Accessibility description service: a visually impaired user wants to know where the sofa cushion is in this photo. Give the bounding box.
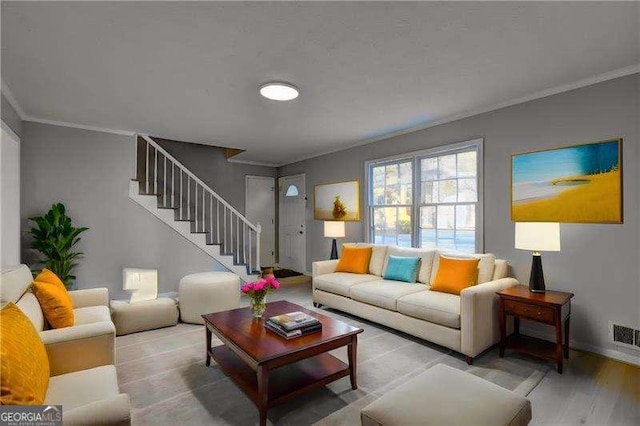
[0,303,50,405]
[336,246,372,274]
[432,251,497,284]
[73,306,112,325]
[45,365,120,410]
[0,264,34,304]
[350,280,427,311]
[397,290,461,329]
[16,290,45,332]
[314,273,382,297]
[344,243,388,276]
[383,246,437,284]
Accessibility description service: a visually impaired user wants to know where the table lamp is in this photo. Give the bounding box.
[324,221,345,260]
[515,222,560,293]
[123,268,158,303]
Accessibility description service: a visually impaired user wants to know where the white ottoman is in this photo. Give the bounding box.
[179,272,241,324]
[361,364,532,426]
[110,297,179,336]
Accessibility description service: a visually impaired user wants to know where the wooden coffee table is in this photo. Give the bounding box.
[202,300,363,426]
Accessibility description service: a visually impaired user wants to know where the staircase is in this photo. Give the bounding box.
[129,135,261,282]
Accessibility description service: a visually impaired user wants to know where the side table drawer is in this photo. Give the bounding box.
[504,300,554,323]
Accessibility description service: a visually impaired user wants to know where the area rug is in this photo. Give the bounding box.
[116,299,548,426]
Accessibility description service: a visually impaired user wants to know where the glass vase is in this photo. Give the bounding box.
[250,294,267,318]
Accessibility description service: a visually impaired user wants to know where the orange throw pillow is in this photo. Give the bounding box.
[1,303,50,405]
[336,246,373,274]
[33,269,75,328]
[430,256,481,295]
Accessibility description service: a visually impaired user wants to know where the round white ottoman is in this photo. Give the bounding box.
[179,272,241,324]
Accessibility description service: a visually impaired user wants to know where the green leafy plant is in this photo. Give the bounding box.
[28,203,89,288]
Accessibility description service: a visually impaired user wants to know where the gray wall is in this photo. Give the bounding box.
[1,92,22,138]
[155,138,277,215]
[20,122,275,299]
[280,74,640,358]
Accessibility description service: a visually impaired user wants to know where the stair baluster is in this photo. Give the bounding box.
[132,135,262,280]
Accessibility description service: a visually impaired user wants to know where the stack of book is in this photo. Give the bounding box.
[264,311,322,339]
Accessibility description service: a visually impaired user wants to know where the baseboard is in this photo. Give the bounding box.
[520,327,640,367]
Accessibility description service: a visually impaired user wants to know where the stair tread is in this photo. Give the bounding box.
[130,174,257,282]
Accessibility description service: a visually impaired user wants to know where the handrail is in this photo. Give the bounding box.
[139,134,259,233]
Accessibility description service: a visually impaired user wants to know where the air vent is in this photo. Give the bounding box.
[609,322,640,351]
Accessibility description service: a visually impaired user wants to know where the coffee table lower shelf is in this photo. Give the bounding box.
[210,345,350,408]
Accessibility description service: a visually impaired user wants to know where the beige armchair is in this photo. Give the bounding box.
[1,264,129,424]
[1,265,116,376]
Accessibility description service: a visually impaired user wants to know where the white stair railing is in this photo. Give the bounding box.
[135,135,261,275]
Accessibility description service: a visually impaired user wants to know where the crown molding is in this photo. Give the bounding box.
[279,63,640,167]
[1,120,21,142]
[24,116,136,137]
[3,63,638,166]
[227,157,280,168]
[1,79,27,119]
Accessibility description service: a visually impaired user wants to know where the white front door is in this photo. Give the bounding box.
[245,176,276,267]
[278,174,306,273]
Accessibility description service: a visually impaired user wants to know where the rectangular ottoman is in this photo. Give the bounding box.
[110,298,178,336]
[361,364,532,426]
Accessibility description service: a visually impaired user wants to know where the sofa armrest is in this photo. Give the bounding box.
[41,321,116,376]
[63,393,131,426]
[69,287,109,308]
[460,277,520,358]
[312,260,339,278]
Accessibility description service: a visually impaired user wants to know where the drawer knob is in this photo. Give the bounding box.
[537,311,541,315]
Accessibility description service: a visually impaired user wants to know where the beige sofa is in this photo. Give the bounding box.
[1,264,130,425]
[312,244,519,362]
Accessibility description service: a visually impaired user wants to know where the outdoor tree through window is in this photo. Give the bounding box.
[367,140,482,252]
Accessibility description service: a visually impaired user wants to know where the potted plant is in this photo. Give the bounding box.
[28,202,89,289]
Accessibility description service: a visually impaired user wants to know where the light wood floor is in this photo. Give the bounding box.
[528,348,639,425]
[285,280,640,425]
[120,279,639,425]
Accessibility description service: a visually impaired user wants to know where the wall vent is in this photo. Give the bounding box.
[609,322,640,351]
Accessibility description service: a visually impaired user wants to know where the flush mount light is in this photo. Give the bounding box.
[259,82,299,101]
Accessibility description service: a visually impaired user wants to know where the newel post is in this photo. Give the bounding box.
[255,222,262,273]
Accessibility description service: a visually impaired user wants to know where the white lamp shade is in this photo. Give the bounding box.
[515,222,561,252]
[324,221,346,238]
[123,268,158,303]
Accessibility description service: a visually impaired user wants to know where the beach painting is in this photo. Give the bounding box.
[314,180,360,221]
[511,139,622,223]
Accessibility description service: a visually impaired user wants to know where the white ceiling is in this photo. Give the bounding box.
[2,2,638,166]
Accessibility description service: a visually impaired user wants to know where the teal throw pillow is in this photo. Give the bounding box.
[383,256,421,283]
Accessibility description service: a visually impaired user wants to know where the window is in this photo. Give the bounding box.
[285,184,299,197]
[366,139,482,252]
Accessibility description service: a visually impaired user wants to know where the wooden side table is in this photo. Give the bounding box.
[497,285,574,373]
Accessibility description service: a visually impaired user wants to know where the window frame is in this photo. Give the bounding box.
[364,138,484,252]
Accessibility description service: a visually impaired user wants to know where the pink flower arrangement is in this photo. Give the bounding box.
[241,276,280,298]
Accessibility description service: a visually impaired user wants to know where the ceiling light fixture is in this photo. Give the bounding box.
[259,82,299,101]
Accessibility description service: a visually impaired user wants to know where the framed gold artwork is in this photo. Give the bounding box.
[314,180,360,221]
